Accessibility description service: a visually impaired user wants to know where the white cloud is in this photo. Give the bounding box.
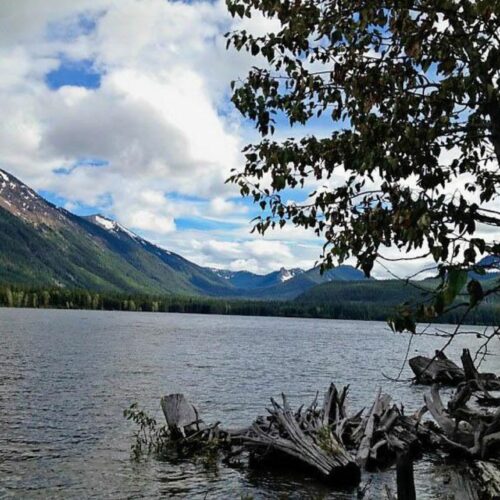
[0,4,244,215]
[193,238,300,274]
[128,209,176,234]
[3,1,492,279]
[0,1,322,275]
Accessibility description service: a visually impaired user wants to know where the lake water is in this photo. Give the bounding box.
[0,308,498,499]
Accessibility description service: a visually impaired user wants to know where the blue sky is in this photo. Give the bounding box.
[45,58,102,90]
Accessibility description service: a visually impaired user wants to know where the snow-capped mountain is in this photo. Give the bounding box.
[211,267,305,289]
[278,267,303,282]
[208,264,365,297]
[86,214,145,243]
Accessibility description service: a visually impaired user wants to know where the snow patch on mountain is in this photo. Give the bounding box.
[211,268,234,280]
[278,268,299,282]
[278,267,304,282]
[0,168,65,227]
[88,214,172,255]
[91,214,142,241]
[94,214,115,230]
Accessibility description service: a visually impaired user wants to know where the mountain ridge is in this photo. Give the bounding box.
[0,168,366,299]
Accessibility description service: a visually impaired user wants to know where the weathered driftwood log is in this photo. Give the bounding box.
[350,390,420,470]
[461,348,500,392]
[448,468,481,500]
[476,394,500,407]
[410,349,500,390]
[240,393,361,485]
[409,352,465,385]
[449,461,500,500]
[320,383,365,447]
[424,383,500,459]
[355,389,391,467]
[468,460,500,499]
[462,349,480,381]
[160,394,204,438]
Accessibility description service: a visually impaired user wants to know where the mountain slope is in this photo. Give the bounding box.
[0,168,368,299]
[0,170,234,295]
[296,274,500,313]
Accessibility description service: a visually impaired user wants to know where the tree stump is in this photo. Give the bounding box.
[160,394,202,438]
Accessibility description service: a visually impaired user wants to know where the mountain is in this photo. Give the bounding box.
[296,279,427,307]
[212,267,305,289]
[211,265,366,298]
[295,273,499,325]
[220,265,367,300]
[0,168,366,299]
[0,169,234,296]
[479,255,500,269]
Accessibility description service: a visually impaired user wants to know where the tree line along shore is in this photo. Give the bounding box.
[0,284,498,325]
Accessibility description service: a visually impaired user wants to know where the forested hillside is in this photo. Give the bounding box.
[0,168,366,300]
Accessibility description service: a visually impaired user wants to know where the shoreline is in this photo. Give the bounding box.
[0,303,497,327]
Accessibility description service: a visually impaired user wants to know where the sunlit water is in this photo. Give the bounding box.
[0,308,498,498]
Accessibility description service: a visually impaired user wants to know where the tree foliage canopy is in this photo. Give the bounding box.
[226,0,500,329]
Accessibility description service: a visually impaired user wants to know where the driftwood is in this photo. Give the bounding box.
[150,353,499,495]
[158,384,425,486]
[423,383,500,459]
[448,460,500,500]
[409,351,465,385]
[350,391,420,471]
[410,349,500,390]
[468,460,500,499]
[160,394,203,438]
[239,393,360,485]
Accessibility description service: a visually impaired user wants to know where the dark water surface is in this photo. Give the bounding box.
[0,308,498,498]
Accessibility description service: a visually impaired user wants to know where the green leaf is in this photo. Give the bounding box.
[273,175,286,190]
[443,269,468,305]
[467,279,483,307]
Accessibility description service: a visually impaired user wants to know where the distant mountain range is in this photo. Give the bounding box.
[0,168,366,299]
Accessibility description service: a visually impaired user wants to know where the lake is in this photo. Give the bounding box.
[0,308,498,498]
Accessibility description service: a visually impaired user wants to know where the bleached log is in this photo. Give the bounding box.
[356,389,392,468]
[425,384,500,459]
[448,469,480,500]
[466,460,500,499]
[460,349,500,391]
[448,383,473,412]
[160,394,202,438]
[423,385,455,436]
[461,349,479,381]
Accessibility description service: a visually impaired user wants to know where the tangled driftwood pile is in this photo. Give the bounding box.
[131,348,499,498]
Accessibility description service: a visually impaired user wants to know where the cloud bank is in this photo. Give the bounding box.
[2,0,477,278]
